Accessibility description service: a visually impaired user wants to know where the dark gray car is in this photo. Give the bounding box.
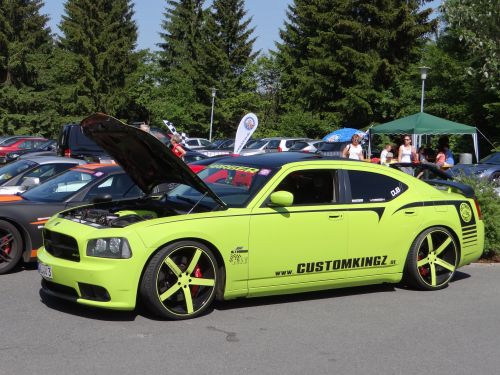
[0,156,86,195]
[450,152,500,183]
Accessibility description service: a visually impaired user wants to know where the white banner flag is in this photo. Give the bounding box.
[234,113,258,154]
[162,119,178,135]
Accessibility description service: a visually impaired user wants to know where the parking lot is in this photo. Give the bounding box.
[1,263,499,375]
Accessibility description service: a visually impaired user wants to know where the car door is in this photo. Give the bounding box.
[247,166,349,293]
[341,168,423,278]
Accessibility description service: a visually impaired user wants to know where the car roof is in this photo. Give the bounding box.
[21,156,86,164]
[212,151,351,169]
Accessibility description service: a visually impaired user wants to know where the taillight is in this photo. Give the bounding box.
[64,148,71,157]
[278,146,283,152]
[474,198,483,220]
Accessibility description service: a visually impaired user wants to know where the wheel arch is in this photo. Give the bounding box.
[0,217,32,262]
[408,224,462,265]
[137,237,227,304]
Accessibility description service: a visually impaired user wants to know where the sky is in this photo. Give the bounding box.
[41,0,442,54]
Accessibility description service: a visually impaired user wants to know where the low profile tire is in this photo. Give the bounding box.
[140,241,219,320]
[0,220,23,275]
[404,227,458,290]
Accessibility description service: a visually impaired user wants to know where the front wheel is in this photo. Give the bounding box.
[0,220,23,274]
[140,241,219,320]
[404,227,458,290]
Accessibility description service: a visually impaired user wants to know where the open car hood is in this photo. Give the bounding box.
[80,113,227,209]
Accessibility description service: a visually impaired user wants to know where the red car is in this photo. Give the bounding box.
[0,137,48,163]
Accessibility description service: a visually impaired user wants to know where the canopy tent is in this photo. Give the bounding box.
[368,112,479,162]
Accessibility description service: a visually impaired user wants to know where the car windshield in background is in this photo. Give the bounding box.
[0,160,37,182]
[22,170,98,202]
[480,153,500,164]
[166,163,277,209]
[246,140,267,150]
[69,128,101,149]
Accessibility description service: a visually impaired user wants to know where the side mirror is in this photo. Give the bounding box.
[91,193,113,204]
[22,177,40,188]
[269,191,294,207]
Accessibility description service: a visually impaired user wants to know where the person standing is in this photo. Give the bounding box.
[398,135,416,163]
[171,134,186,160]
[342,134,364,160]
[380,144,393,165]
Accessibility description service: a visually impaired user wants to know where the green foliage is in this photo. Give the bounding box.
[0,0,55,136]
[454,175,500,257]
[58,0,138,117]
[276,0,437,130]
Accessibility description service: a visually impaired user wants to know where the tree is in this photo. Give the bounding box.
[158,0,208,135]
[58,0,138,117]
[276,0,437,133]
[0,0,55,135]
[202,0,258,137]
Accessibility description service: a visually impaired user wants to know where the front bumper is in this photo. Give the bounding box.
[38,246,140,310]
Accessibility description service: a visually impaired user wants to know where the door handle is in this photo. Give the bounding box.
[404,210,417,216]
[329,213,344,221]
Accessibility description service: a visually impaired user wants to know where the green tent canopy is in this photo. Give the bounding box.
[369,112,478,162]
[370,112,476,135]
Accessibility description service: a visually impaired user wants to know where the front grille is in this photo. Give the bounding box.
[43,229,80,262]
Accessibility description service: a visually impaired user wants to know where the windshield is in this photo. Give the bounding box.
[22,169,99,202]
[166,163,277,209]
[246,140,267,150]
[0,160,37,182]
[480,153,500,164]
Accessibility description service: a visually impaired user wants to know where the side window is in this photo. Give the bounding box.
[274,169,336,205]
[18,141,33,149]
[200,139,211,146]
[187,140,198,146]
[347,170,407,203]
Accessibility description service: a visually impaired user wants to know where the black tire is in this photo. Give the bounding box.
[0,220,23,274]
[404,227,458,290]
[140,241,219,320]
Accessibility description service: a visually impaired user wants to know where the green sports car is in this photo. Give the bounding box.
[37,114,484,320]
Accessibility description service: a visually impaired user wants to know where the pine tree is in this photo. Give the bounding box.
[276,0,436,132]
[203,0,258,136]
[0,0,55,135]
[158,0,208,135]
[58,0,138,117]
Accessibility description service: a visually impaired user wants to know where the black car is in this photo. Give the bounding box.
[57,123,113,163]
[0,164,143,274]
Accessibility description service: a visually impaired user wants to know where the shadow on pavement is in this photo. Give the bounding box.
[214,283,397,312]
[39,290,148,322]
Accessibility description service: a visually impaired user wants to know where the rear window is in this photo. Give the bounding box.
[267,140,280,149]
[69,127,102,150]
[289,141,309,150]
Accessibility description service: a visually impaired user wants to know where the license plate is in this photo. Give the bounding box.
[38,263,53,279]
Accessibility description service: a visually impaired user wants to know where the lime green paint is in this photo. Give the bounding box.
[270,191,294,206]
[37,160,485,313]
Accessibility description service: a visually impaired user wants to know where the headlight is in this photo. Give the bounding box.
[86,238,132,259]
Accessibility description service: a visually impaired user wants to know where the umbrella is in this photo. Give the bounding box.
[323,128,367,142]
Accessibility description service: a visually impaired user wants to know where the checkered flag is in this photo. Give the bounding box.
[163,119,189,145]
[163,119,178,135]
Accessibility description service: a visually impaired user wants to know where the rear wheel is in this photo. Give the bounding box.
[140,241,219,320]
[0,220,23,274]
[405,227,458,290]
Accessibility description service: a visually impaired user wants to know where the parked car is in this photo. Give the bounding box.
[5,140,57,163]
[184,138,212,150]
[0,156,86,195]
[262,137,311,152]
[316,141,350,157]
[57,123,114,163]
[0,135,41,145]
[37,114,483,320]
[0,137,48,164]
[449,152,500,183]
[0,163,144,274]
[288,140,323,153]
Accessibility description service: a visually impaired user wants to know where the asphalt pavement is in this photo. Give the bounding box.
[1,263,499,375]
